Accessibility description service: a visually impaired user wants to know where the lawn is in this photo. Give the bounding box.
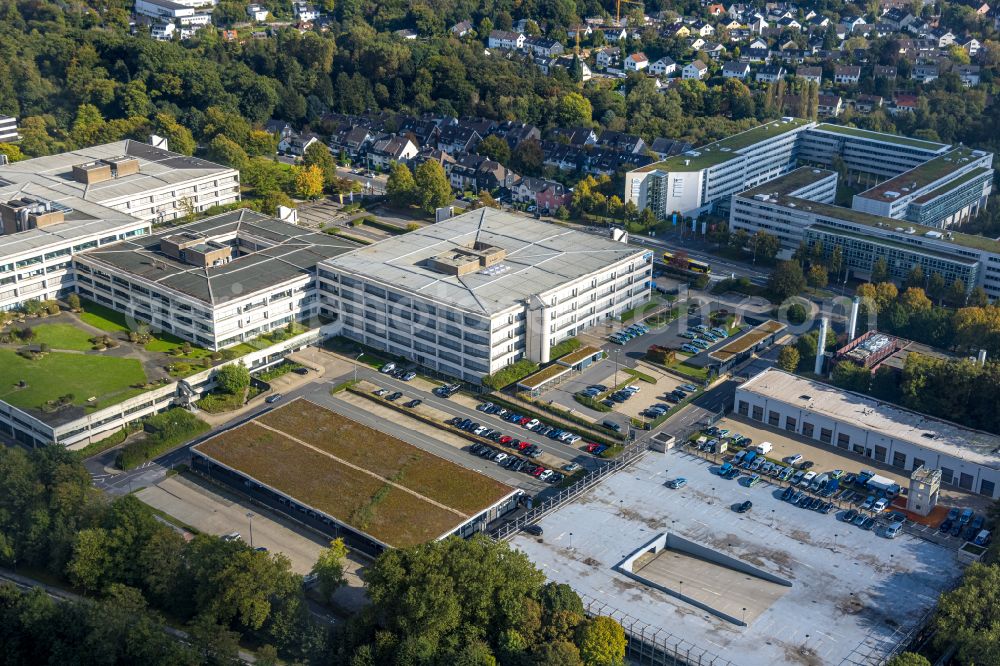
[0,349,147,411]
[664,357,711,381]
[29,323,95,351]
[78,300,130,333]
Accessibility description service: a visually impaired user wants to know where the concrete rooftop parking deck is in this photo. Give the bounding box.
[511,449,964,666]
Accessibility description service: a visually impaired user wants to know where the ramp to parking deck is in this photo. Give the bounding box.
[618,533,791,626]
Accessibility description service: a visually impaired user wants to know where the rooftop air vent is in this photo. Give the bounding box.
[799,394,812,400]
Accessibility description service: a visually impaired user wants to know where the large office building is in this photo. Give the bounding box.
[317,208,652,383]
[0,139,238,311]
[730,166,1000,298]
[735,368,1000,499]
[74,209,355,350]
[627,121,993,232]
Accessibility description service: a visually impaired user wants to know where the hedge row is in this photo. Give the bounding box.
[116,408,210,470]
[572,394,612,412]
[482,359,539,390]
[550,337,582,360]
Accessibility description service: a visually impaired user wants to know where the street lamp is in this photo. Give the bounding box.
[678,580,684,598]
[353,352,363,383]
[613,348,621,387]
[742,607,747,625]
[569,531,574,549]
[247,511,255,548]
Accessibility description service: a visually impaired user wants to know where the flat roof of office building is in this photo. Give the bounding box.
[0,181,142,260]
[856,147,984,203]
[809,123,949,151]
[739,167,835,198]
[633,118,813,173]
[78,209,357,306]
[0,140,235,206]
[739,368,1000,469]
[322,208,647,317]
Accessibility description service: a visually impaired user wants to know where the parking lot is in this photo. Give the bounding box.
[512,449,964,666]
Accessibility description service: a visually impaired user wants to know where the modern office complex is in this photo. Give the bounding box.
[317,208,652,383]
[0,139,238,311]
[730,166,1000,297]
[735,368,1000,499]
[624,118,812,220]
[627,121,993,233]
[74,210,355,350]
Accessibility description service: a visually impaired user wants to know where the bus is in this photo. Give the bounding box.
[663,251,712,274]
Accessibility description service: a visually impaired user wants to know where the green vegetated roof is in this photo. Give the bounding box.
[633,118,812,173]
[857,148,983,202]
[812,123,947,151]
[788,196,1000,254]
[518,363,570,388]
[740,167,836,198]
[914,167,992,204]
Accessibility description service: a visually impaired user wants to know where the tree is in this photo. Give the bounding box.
[67,528,111,592]
[946,278,967,307]
[874,282,899,311]
[413,160,452,215]
[295,165,325,200]
[386,162,416,207]
[749,231,780,263]
[304,142,337,186]
[554,92,593,127]
[900,287,932,313]
[477,135,511,165]
[576,616,626,666]
[777,345,800,372]
[806,265,828,289]
[887,653,931,666]
[871,257,889,284]
[831,361,870,392]
[0,143,25,162]
[70,104,105,148]
[512,139,544,176]
[65,293,81,311]
[215,362,250,395]
[207,134,249,170]
[311,538,348,601]
[533,641,583,665]
[934,563,1000,664]
[786,302,808,325]
[905,264,925,290]
[768,261,807,301]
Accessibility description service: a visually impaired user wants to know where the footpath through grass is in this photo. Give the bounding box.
[0,349,147,411]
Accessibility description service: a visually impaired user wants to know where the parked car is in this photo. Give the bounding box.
[666,478,687,489]
[380,362,396,374]
[522,524,543,536]
[784,454,803,465]
[265,393,283,404]
[844,509,859,522]
[404,399,422,408]
[402,371,416,381]
[735,500,753,513]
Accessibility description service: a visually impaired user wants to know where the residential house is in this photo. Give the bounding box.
[702,42,726,60]
[449,154,515,192]
[329,125,374,159]
[549,126,598,146]
[247,3,268,20]
[511,177,571,212]
[495,121,540,149]
[691,20,715,37]
[809,15,830,28]
[437,125,481,154]
[292,2,319,21]
[745,47,772,62]
[265,119,294,141]
[280,132,321,157]
[540,141,585,171]
[413,147,455,172]
[649,56,677,76]
[796,65,822,83]
[777,16,802,30]
[457,117,498,138]
[595,47,620,69]
[748,37,768,50]
[873,64,897,79]
[649,138,693,160]
[488,30,524,50]
[625,52,649,71]
[834,65,861,84]
[398,117,440,148]
[150,22,175,40]
[911,62,939,82]
[957,64,981,86]
[450,20,473,37]
[550,56,592,81]
[567,24,593,41]
[748,15,768,32]
[853,94,884,113]
[597,131,646,154]
[932,29,955,47]
[689,37,707,51]
[959,37,981,55]
[841,16,867,33]
[525,36,564,57]
[221,29,238,41]
[707,3,726,16]
[665,22,691,38]
[394,28,418,40]
[602,26,628,42]
[721,18,743,30]
[585,147,651,176]
[756,64,786,83]
[682,59,708,79]
[891,93,919,115]
[368,135,418,169]
[722,60,751,79]
[817,93,843,117]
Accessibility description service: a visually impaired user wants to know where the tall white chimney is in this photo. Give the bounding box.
[848,297,860,341]
[814,317,828,375]
[978,349,987,367]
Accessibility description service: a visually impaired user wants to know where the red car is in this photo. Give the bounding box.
[499,435,513,445]
[532,466,546,477]
[585,442,600,453]
[517,441,530,450]
[518,416,531,426]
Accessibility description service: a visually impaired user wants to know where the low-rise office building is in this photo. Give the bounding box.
[730,167,1000,297]
[0,139,239,311]
[317,208,652,383]
[74,209,355,350]
[735,368,1000,499]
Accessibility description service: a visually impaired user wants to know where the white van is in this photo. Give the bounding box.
[975,529,992,546]
[872,498,889,513]
[754,441,773,456]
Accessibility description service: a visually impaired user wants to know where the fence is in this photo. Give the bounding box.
[580,595,735,666]
[490,438,649,540]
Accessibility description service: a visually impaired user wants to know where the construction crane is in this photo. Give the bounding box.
[616,0,644,25]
